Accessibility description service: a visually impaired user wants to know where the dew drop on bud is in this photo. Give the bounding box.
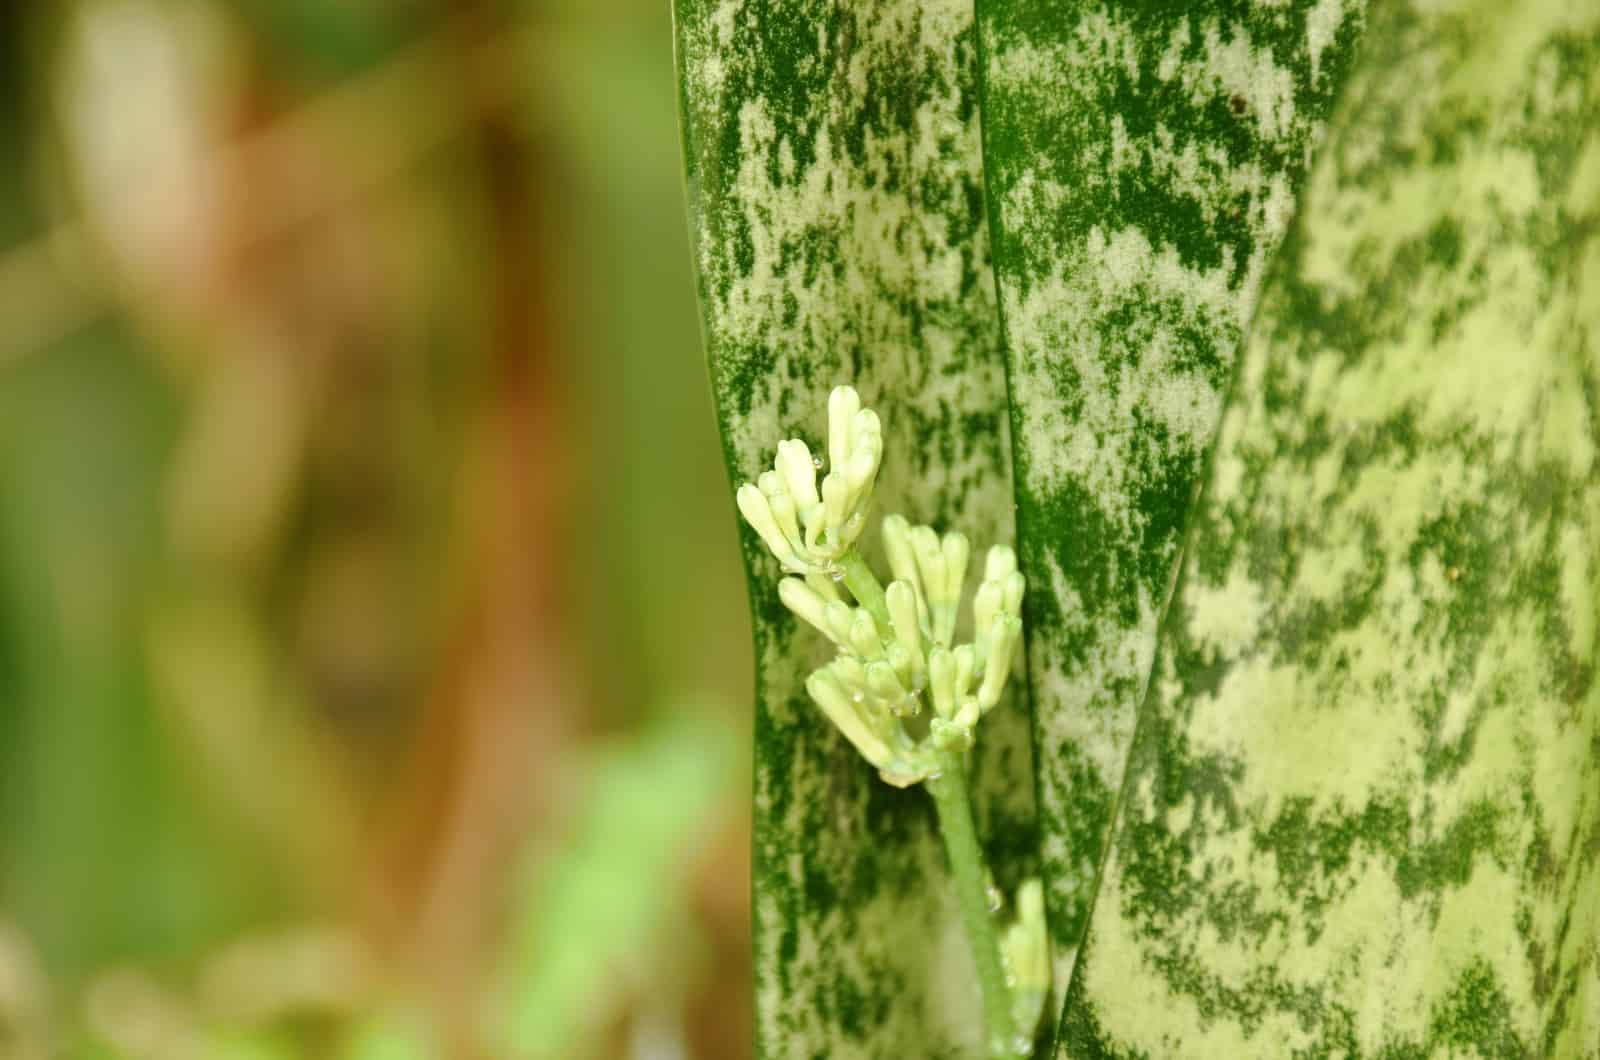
[812,455,825,470]
[986,883,1003,913]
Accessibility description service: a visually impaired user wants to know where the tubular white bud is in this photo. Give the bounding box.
[766,488,805,558]
[776,439,820,508]
[830,656,867,694]
[941,532,970,604]
[884,643,919,702]
[848,610,883,659]
[824,601,855,645]
[910,527,950,643]
[881,514,919,586]
[778,578,832,641]
[848,411,882,491]
[953,644,976,705]
[1003,570,1026,616]
[848,447,879,499]
[806,669,893,769]
[820,473,849,546]
[852,407,881,446]
[800,503,826,554]
[837,511,867,552]
[974,579,1003,646]
[954,698,980,730]
[935,531,970,644]
[737,485,799,569]
[928,646,958,720]
[865,660,908,712]
[885,581,924,680]
[911,525,944,585]
[985,544,1018,582]
[977,616,1021,712]
[881,515,930,634]
[805,571,842,603]
[827,385,860,474]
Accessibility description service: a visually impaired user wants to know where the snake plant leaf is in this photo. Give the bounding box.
[674,2,1035,1055]
[975,0,1369,999]
[1058,0,1600,1054]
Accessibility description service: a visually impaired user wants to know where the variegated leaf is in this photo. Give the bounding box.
[975,0,1370,1004]
[979,0,1369,1011]
[1059,0,1600,1054]
[674,2,1037,1055]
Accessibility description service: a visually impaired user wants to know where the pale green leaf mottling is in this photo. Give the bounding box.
[976,0,1368,1007]
[675,2,1037,1055]
[1060,0,1600,1054]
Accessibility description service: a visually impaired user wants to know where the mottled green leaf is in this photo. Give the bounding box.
[674,2,1037,1056]
[1060,0,1600,1054]
[976,0,1369,1006]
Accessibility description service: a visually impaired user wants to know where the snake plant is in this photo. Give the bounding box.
[674,0,1600,1055]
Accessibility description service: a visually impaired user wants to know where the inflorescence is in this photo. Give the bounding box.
[735,385,1025,786]
[734,385,1048,1055]
[736,386,882,576]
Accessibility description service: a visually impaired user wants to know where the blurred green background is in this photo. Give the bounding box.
[0,1,754,1057]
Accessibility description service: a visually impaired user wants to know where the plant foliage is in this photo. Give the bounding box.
[1059,0,1600,1052]
[675,0,1600,1055]
[975,0,1368,1011]
[675,2,1036,1055]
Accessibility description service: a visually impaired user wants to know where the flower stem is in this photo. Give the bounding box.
[838,549,891,632]
[927,749,1018,1058]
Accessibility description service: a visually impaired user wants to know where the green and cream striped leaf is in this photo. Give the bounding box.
[975,0,1368,1000]
[674,2,1037,1055]
[1059,0,1600,1054]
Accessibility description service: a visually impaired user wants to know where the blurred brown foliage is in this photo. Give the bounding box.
[0,1,752,1057]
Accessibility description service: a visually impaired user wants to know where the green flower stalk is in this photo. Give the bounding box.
[737,386,1049,1058]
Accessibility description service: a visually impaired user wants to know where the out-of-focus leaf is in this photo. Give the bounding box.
[673,1,1036,1054]
[1059,0,1600,1053]
[494,711,737,1059]
[341,1006,432,1060]
[0,324,271,978]
[975,0,1367,1008]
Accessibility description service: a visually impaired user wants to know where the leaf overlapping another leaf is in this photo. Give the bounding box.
[975,0,1370,1010]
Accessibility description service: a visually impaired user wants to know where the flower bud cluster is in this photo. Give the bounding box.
[735,387,1025,787]
[735,387,883,576]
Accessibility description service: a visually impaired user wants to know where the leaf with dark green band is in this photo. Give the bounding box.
[674,2,1037,1055]
[1059,0,1600,1054]
[975,0,1369,1003]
